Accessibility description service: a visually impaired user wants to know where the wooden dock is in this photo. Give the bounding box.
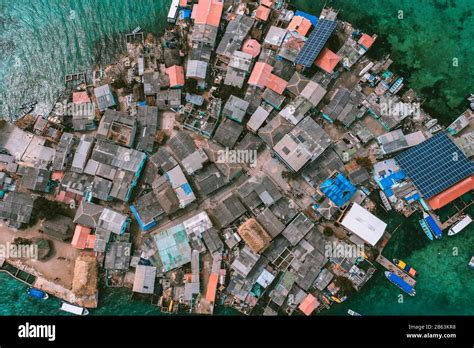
[376,254,416,287]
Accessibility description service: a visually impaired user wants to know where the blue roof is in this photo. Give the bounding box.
[295,19,337,68]
[377,170,406,197]
[179,9,191,19]
[130,204,157,231]
[320,173,356,207]
[395,132,474,199]
[294,10,318,26]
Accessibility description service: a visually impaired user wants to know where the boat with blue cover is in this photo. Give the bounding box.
[385,271,416,296]
[28,288,49,300]
[423,212,442,239]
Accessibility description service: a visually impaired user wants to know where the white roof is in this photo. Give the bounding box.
[341,203,387,246]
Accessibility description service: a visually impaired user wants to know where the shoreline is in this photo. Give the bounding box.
[0,0,472,316]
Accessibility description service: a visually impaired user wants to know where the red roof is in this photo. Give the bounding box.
[255,5,271,21]
[71,225,92,249]
[428,175,474,210]
[248,62,273,88]
[86,234,96,249]
[206,273,219,302]
[266,74,288,94]
[261,0,274,7]
[287,16,312,36]
[299,293,320,316]
[191,0,223,27]
[314,47,342,73]
[358,33,376,49]
[72,91,90,104]
[242,39,261,58]
[166,65,185,87]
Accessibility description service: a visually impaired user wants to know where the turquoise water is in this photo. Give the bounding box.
[0,0,172,119]
[294,0,474,125]
[0,0,473,315]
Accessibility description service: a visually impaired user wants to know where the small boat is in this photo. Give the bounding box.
[60,302,89,316]
[385,271,416,296]
[131,26,142,34]
[330,295,342,304]
[469,256,474,270]
[28,288,49,300]
[424,118,438,129]
[393,258,417,277]
[429,124,442,134]
[423,212,442,239]
[347,309,362,316]
[379,190,392,211]
[448,215,472,236]
[15,105,35,119]
[418,219,434,240]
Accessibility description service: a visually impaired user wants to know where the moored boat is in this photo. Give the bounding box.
[379,190,392,211]
[469,256,474,270]
[28,288,49,300]
[384,271,416,296]
[448,215,471,236]
[423,212,442,239]
[393,259,417,277]
[347,309,362,316]
[418,219,434,240]
[60,302,89,316]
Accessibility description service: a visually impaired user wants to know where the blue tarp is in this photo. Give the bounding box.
[387,272,414,294]
[320,173,356,207]
[378,170,406,197]
[294,10,318,26]
[179,9,191,19]
[425,214,442,238]
[181,183,193,195]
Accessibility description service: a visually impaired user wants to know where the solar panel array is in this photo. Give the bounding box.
[295,19,337,68]
[395,132,474,199]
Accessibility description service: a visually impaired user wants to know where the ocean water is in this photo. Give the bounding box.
[0,0,172,119]
[0,0,473,315]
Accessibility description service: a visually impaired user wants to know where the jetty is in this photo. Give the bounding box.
[376,254,416,287]
[0,258,36,286]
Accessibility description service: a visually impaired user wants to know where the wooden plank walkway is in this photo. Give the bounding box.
[376,254,416,287]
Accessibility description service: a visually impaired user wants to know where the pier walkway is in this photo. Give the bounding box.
[376,255,416,287]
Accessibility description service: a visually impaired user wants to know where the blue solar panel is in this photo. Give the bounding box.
[295,19,337,68]
[395,132,474,199]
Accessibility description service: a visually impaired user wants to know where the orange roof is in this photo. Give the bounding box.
[86,234,96,249]
[299,293,320,316]
[55,190,76,205]
[248,62,273,88]
[166,65,185,87]
[261,0,274,7]
[428,175,474,210]
[206,273,219,302]
[179,0,188,6]
[314,47,342,73]
[72,91,90,104]
[71,225,92,249]
[287,16,312,36]
[191,0,223,27]
[51,171,64,181]
[266,74,288,95]
[242,39,261,58]
[255,5,271,21]
[358,33,376,49]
